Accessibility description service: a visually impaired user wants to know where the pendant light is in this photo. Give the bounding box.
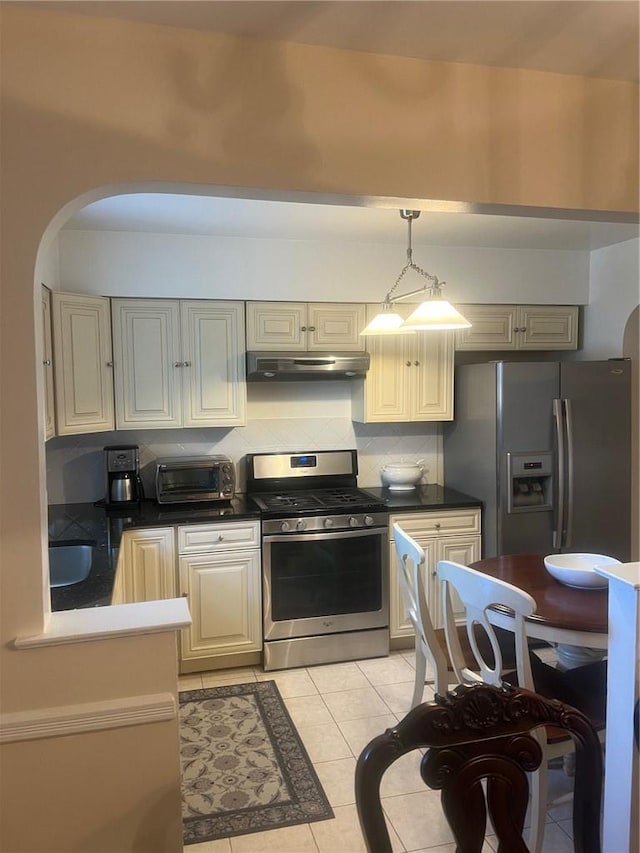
[360,210,471,334]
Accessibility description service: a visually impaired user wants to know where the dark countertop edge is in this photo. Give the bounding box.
[361,484,483,513]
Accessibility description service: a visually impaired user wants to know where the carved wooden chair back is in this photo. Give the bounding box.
[355,682,603,853]
[393,522,449,704]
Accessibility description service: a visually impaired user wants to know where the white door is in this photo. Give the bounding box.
[52,292,114,435]
[411,331,454,421]
[112,299,182,429]
[518,305,579,350]
[307,303,366,351]
[179,550,262,659]
[245,301,307,350]
[180,301,246,427]
[118,527,176,603]
[41,285,56,440]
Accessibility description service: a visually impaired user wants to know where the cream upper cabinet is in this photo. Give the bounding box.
[246,301,366,351]
[111,527,176,605]
[455,304,579,351]
[51,291,115,435]
[352,304,454,423]
[40,285,56,440]
[389,508,481,639]
[112,299,246,430]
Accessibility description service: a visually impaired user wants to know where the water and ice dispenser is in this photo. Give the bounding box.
[506,451,553,513]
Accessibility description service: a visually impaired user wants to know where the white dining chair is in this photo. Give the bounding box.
[393,522,449,706]
[436,559,607,853]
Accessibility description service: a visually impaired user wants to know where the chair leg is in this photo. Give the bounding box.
[528,758,549,853]
[412,644,427,709]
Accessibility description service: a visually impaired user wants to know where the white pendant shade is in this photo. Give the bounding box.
[359,210,472,335]
[403,298,471,330]
[360,311,415,335]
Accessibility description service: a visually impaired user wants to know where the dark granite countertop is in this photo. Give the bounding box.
[48,488,481,613]
[48,497,260,613]
[361,484,482,512]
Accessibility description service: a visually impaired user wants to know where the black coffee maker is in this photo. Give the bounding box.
[104,445,143,506]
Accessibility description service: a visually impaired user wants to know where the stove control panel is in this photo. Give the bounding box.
[263,511,388,536]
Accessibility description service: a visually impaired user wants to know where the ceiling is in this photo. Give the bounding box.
[52,1,639,251]
[65,194,639,252]
[29,1,640,82]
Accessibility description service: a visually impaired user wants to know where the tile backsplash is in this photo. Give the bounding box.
[46,419,442,504]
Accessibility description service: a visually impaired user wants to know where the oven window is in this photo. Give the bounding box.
[269,532,383,620]
[161,468,219,495]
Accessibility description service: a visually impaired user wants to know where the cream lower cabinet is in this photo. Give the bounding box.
[246,301,366,351]
[51,292,115,435]
[352,304,454,423]
[112,298,246,430]
[111,527,176,605]
[177,521,262,669]
[389,507,481,640]
[455,304,579,351]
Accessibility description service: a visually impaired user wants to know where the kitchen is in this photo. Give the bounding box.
[42,192,637,679]
[1,3,638,852]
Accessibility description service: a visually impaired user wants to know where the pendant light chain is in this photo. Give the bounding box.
[386,210,443,302]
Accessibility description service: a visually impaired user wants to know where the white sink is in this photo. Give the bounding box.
[49,543,93,588]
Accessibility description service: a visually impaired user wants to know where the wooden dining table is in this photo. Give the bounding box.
[468,553,608,664]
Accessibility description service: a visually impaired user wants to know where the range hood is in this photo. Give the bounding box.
[246,352,370,381]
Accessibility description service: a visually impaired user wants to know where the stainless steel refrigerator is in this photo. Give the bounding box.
[443,360,631,560]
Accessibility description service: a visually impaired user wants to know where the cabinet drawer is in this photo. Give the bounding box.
[178,521,260,554]
[390,508,481,539]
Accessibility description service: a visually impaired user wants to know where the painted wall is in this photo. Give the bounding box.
[1,4,637,851]
[579,238,640,359]
[58,228,591,304]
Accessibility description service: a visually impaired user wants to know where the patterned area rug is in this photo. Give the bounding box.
[179,680,334,845]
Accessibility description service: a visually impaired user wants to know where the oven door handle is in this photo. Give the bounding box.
[263,526,387,543]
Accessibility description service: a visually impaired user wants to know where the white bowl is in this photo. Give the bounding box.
[543,553,619,589]
[381,462,424,490]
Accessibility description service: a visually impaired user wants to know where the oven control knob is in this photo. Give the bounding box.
[349,516,360,528]
[323,518,334,529]
[296,519,307,531]
[364,515,375,526]
[280,520,291,533]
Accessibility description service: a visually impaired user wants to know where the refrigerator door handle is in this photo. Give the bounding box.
[564,398,574,549]
[553,398,565,549]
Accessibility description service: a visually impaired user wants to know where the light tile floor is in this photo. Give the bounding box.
[180,651,576,853]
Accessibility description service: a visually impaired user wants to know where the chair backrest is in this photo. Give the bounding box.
[436,559,536,690]
[355,682,603,853]
[393,522,448,695]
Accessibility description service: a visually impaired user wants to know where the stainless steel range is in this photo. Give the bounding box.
[246,450,389,671]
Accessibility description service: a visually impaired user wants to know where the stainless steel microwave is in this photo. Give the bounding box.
[155,456,235,504]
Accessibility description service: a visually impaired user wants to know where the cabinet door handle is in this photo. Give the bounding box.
[414,361,420,366]
[520,326,527,332]
[106,361,113,367]
[174,361,183,367]
[406,361,412,367]
[183,361,191,367]
[301,326,307,332]
[217,534,224,542]
[308,325,316,332]
[434,522,441,529]
[43,359,51,366]
[514,327,521,333]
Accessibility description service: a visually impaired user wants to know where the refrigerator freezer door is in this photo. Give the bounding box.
[498,362,559,556]
[559,360,631,561]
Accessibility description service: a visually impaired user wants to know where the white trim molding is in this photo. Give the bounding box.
[0,692,176,744]
[14,597,191,649]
